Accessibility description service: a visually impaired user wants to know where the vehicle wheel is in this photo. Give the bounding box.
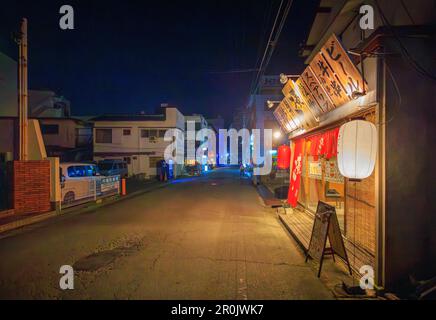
[64,192,75,205]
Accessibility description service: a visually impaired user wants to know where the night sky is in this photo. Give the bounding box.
[0,0,319,124]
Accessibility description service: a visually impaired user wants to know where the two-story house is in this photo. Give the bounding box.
[91,105,185,178]
[39,117,93,162]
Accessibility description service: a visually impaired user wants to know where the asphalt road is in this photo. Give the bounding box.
[0,167,333,299]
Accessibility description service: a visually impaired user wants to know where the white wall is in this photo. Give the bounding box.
[93,107,185,178]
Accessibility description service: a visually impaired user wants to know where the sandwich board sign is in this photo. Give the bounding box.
[306,201,352,277]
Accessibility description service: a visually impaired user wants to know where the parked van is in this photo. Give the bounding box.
[98,159,128,178]
[60,162,100,205]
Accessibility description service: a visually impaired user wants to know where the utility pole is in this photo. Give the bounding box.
[18,18,28,160]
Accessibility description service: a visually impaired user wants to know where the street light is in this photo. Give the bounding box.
[273,131,282,139]
[266,100,281,109]
[279,73,300,85]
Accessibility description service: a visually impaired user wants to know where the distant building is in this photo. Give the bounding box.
[185,114,209,166]
[0,117,17,161]
[0,53,78,162]
[206,116,225,166]
[247,75,285,149]
[227,75,285,166]
[38,117,93,162]
[29,90,71,118]
[229,106,250,131]
[0,51,17,117]
[206,116,225,131]
[92,105,185,178]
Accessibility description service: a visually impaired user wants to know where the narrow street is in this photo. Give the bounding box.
[0,168,332,300]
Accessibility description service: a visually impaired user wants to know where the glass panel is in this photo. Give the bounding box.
[41,124,59,134]
[141,130,149,138]
[149,130,157,138]
[96,129,112,143]
[68,166,85,177]
[98,163,113,171]
[297,142,345,232]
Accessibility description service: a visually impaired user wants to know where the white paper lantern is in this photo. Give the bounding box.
[337,120,377,180]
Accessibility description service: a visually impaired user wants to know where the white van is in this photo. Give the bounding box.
[60,162,121,207]
[60,162,100,206]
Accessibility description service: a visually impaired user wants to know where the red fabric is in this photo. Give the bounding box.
[277,145,291,169]
[307,127,339,160]
[288,139,304,208]
[324,127,339,159]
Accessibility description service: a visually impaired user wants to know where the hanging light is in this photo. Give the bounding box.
[277,145,291,169]
[337,120,377,181]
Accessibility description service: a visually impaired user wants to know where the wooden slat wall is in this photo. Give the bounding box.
[345,113,377,262]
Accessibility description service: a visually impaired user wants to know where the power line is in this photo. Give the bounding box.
[249,0,285,97]
[208,68,260,74]
[375,0,436,81]
[250,0,294,97]
[256,0,293,88]
[249,0,275,96]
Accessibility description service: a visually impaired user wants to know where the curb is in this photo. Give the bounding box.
[0,180,172,236]
[256,184,283,208]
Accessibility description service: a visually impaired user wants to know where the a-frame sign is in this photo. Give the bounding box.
[306,201,352,277]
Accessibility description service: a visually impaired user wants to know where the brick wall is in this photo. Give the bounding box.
[10,160,51,214]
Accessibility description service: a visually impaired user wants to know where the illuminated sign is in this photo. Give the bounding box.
[310,34,366,107]
[300,65,335,113]
[274,33,365,133]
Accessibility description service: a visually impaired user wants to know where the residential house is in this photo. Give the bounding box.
[29,90,71,118]
[38,117,93,162]
[92,105,185,178]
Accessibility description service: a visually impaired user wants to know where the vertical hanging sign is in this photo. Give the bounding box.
[301,66,335,113]
[274,33,366,134]
[288,139,304,207]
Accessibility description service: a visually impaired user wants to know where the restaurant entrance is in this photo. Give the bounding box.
[280,111,376,278]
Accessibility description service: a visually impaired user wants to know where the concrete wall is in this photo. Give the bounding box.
[28,119,47,160]
[383,36,436,290]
